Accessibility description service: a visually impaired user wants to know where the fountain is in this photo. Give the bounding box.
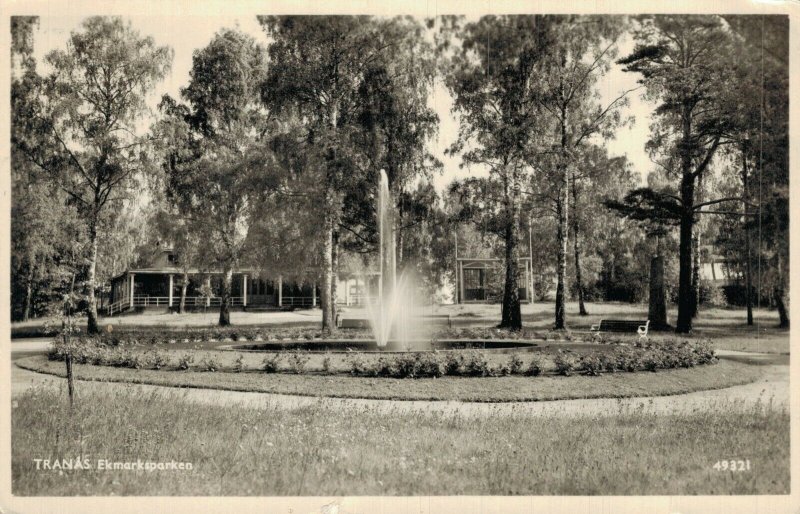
[366,169,409,349]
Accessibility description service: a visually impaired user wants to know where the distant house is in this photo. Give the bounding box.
[699,247,737,286]
[107,248,381,315]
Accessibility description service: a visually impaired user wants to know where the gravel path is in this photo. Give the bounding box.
[11,342,788,418]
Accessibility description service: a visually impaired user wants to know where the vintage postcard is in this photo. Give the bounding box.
[1,0,796,513]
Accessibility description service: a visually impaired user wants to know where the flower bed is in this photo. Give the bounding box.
[47,336,716,378]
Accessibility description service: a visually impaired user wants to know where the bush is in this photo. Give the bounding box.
[525,355,544,376]
[491,363,511,377]
[232,355,245,373]
[611,348,636,372]
[199,357,221,372]
[507,354,524,375]
[287,352,310,374]
[444,353,464,376]
[578,354,603,376]
[553,353,576,376]
[642,352,660,372]
[598,353,617,374]
[147,350,169,370]
[462,351,490,377]
[262,353,282,373]
[700,279,728,307]
[414,353,444,378]
[346,354,369,376]
[177,353,194,371]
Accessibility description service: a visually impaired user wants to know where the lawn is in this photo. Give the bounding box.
[16,354,763,402]
[12,386,789,495]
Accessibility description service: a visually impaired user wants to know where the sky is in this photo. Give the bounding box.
[29,15,656,192]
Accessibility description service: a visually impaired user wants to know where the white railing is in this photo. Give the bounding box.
[108,299,129,316]
[108,295,248,314]
[281,296,315,307]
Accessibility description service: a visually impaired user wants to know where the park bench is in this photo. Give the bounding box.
[590,319,650,340]
[336,313,452,329]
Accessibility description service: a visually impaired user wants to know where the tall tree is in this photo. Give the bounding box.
[157,29,282,326]
[13,17,172,332]
[570,146,632,316]
[260,16,433,332]
[619,15,740,333]
[444,16,554,330]
[723,15,789,328]
[528,15,628,330]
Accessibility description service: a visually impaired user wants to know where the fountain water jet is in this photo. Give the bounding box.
[366,169,415,349]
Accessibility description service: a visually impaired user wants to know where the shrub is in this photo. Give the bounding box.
[177,353,194,371]
[507,354,524,375]
[374,356,394,377]
[641,351,662,372]
[391,354,416,378]
[200,356,221,372]
[287,352,310,374]
[148,350,169,370]
[104,348,128,367]
[553,353,576,376]
[444,353,463,376]
[615,349,638,372]
[232,355,245,373]
[693,338,716,364]
[346,354,369,376]
[578,354,603,376]
[462,351,490,377]
[73,346,90,365]
[262,353,282,373]
[414,353,444,378]
[598,353,617,374]
[491,363,511,377]
[525,355,544,376]
[129,352,146,370]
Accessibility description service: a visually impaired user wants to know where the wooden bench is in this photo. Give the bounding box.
[590,319,650,339]
[336,314,452,329]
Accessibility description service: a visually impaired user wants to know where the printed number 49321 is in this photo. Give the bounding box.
[713,459,751,471]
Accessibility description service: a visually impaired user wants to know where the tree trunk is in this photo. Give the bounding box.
[321,97,339,334]
[332,229,339,322]
[179,271,188,314]
[554,108,569,330]
[648,254,668,329]
[321,193,335,333]
[774,287,789,329]
[745,231,754,325]
[691,228,700,318]
[65,349,75,407]
[555,190,568,330]
[218,266,232,326]
[23,262,34,322]
[676,187,695,333]
[499,168,521,330]
[742,147,754,325]
[773,250,789,328]
[571,175,587,316]
[675,107,695,334]
[86,221,100,334]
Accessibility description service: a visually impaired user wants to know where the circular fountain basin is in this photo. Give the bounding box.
[224,339,543,353]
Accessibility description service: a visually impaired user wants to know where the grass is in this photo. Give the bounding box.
[12,385,788,495]
[17,355,761,402]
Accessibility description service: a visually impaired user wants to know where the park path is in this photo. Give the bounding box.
[11,340,789,418]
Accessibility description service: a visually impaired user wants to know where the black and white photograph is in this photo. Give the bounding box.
[2,1,795,512]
